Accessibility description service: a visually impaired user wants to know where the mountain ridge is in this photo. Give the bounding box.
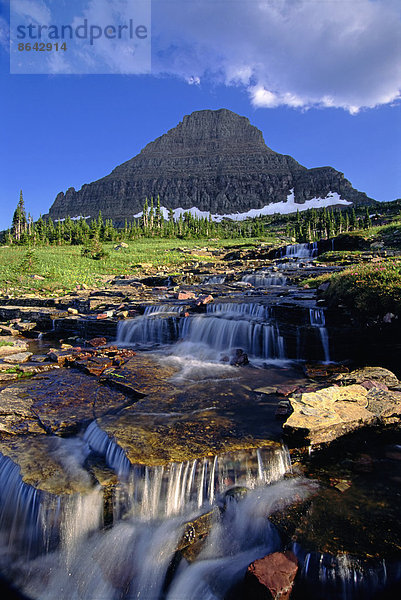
[47,109,373,224]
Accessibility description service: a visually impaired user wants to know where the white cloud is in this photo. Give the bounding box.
[0,17,9,50]
[152,0,401,113]
[12,0,51,25]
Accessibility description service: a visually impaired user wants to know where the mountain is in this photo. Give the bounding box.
[47,109,372,224]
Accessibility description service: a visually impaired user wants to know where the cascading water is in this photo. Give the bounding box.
[207,302,271,320]
[1,429,311,600]
[309,307,330,363]
[241,271,288,287]
[116,301,332,363]
[283,241,318,259]
[84,421,292,520]
[0,452,103,561]
[293,544,397,600]
[117,311,182,345]
[202,275,227,284]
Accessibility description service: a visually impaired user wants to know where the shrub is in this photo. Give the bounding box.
[81,238,108,260]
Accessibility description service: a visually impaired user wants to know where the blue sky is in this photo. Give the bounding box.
[0,0,400,230]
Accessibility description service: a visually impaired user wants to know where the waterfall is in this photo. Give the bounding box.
[166,478,315,600]
[309,308,330,363]
[144,305,183,315]
[0,452,103,560]
[202,275,226,284]
[284,242,318,259]
[293,545,394,600]
[241,272,288,287]
[180,315,286,360]
[116,301,335,363]
[84,422,291,519]
[117,302,286,361]
[117,312,182,345]
[84,421,131,477]
[206,302,271,320]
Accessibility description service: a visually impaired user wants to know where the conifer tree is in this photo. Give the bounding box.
[12,190,27,242]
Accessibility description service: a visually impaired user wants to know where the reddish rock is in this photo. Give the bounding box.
[96,313,108,320]
[245,551,298,600]
[276,384,299,397]
[75,356,114,376]
[177,291,196,300]
[47,349,77,366]
[88,337,107,348]
[196,294,214,305]
[360,379,388,391]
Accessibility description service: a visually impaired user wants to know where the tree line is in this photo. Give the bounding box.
[3,191,373,247]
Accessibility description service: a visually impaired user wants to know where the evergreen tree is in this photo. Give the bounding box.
[12,190,27,242]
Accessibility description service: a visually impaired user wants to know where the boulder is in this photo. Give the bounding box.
[333,366,399,389]
[244,551,298,600]
[230,348,249,367]
[284,383,401,446]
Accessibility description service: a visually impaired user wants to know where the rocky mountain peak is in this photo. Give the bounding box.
[47,109,372,225]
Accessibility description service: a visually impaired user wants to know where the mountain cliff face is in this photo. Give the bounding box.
[48,109,372,223]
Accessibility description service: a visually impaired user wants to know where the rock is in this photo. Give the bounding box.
[318,281,330,292]
[230,348,249,366]
[114,242,128,250]
[0,338,29,357]
[0,370,132,436]
[196,294,214,305]
[14,322,37,332]
[177,291,196,300]
[284,385,373,446]
[383,312,396,323]
[67,307,79,315]
[47,349,77,366]
[360,379,388,391]
[244,551,298,600]
[88,337,107,348]
[3,352,33,364]
[47,109,371,226]
[0,325,19,336]
[334,366,399,389]
[80,356,114,377]
[284,383,401,446]
[0,436,98,495]
[177,508,219,556]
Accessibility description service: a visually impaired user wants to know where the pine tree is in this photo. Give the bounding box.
[12,190,27,243]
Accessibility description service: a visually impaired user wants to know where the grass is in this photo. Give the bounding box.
[0,340,14,347]
[0,237,273,296]
[307,259,401,319]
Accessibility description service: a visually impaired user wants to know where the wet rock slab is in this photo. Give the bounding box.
[0,370,131,436]
[94,362,299,466]
[0,435,95,495]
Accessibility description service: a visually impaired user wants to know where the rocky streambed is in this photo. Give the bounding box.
[0,244,401,599]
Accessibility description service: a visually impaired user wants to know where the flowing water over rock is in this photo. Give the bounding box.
[241,271,288,287]
[1,244,401,599]
[117,299,331,364]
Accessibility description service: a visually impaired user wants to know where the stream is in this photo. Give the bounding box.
[0,242,400,599]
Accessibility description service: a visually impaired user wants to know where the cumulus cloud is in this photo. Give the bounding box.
[152,0,401,113]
